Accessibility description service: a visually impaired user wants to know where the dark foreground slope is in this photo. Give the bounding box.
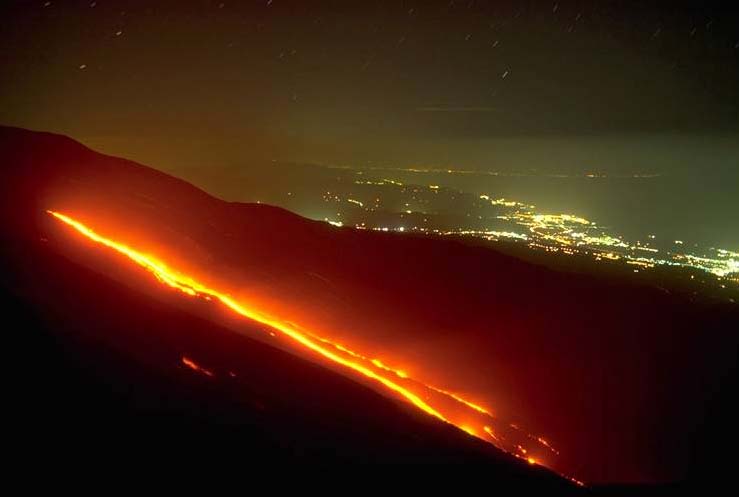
[2,239,572,491]
[1,126,738,486]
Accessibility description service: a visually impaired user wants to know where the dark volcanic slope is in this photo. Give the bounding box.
[1,126,738,486]
[0,127,577,488]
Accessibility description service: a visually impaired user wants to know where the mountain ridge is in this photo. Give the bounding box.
[2,125,738,486]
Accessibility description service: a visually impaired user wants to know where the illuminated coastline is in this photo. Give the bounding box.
[314,176,738,292]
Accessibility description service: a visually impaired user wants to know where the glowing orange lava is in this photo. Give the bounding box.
[47,209,580,483]
[48,210,444,421]
[182,356,214,377]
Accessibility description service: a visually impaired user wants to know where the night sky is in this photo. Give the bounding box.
[2,1,738,171]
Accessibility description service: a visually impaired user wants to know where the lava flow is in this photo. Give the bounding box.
[47,209,579,483]
[181,356,214,377]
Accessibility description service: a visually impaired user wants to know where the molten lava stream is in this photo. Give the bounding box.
[46,210,579,484]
